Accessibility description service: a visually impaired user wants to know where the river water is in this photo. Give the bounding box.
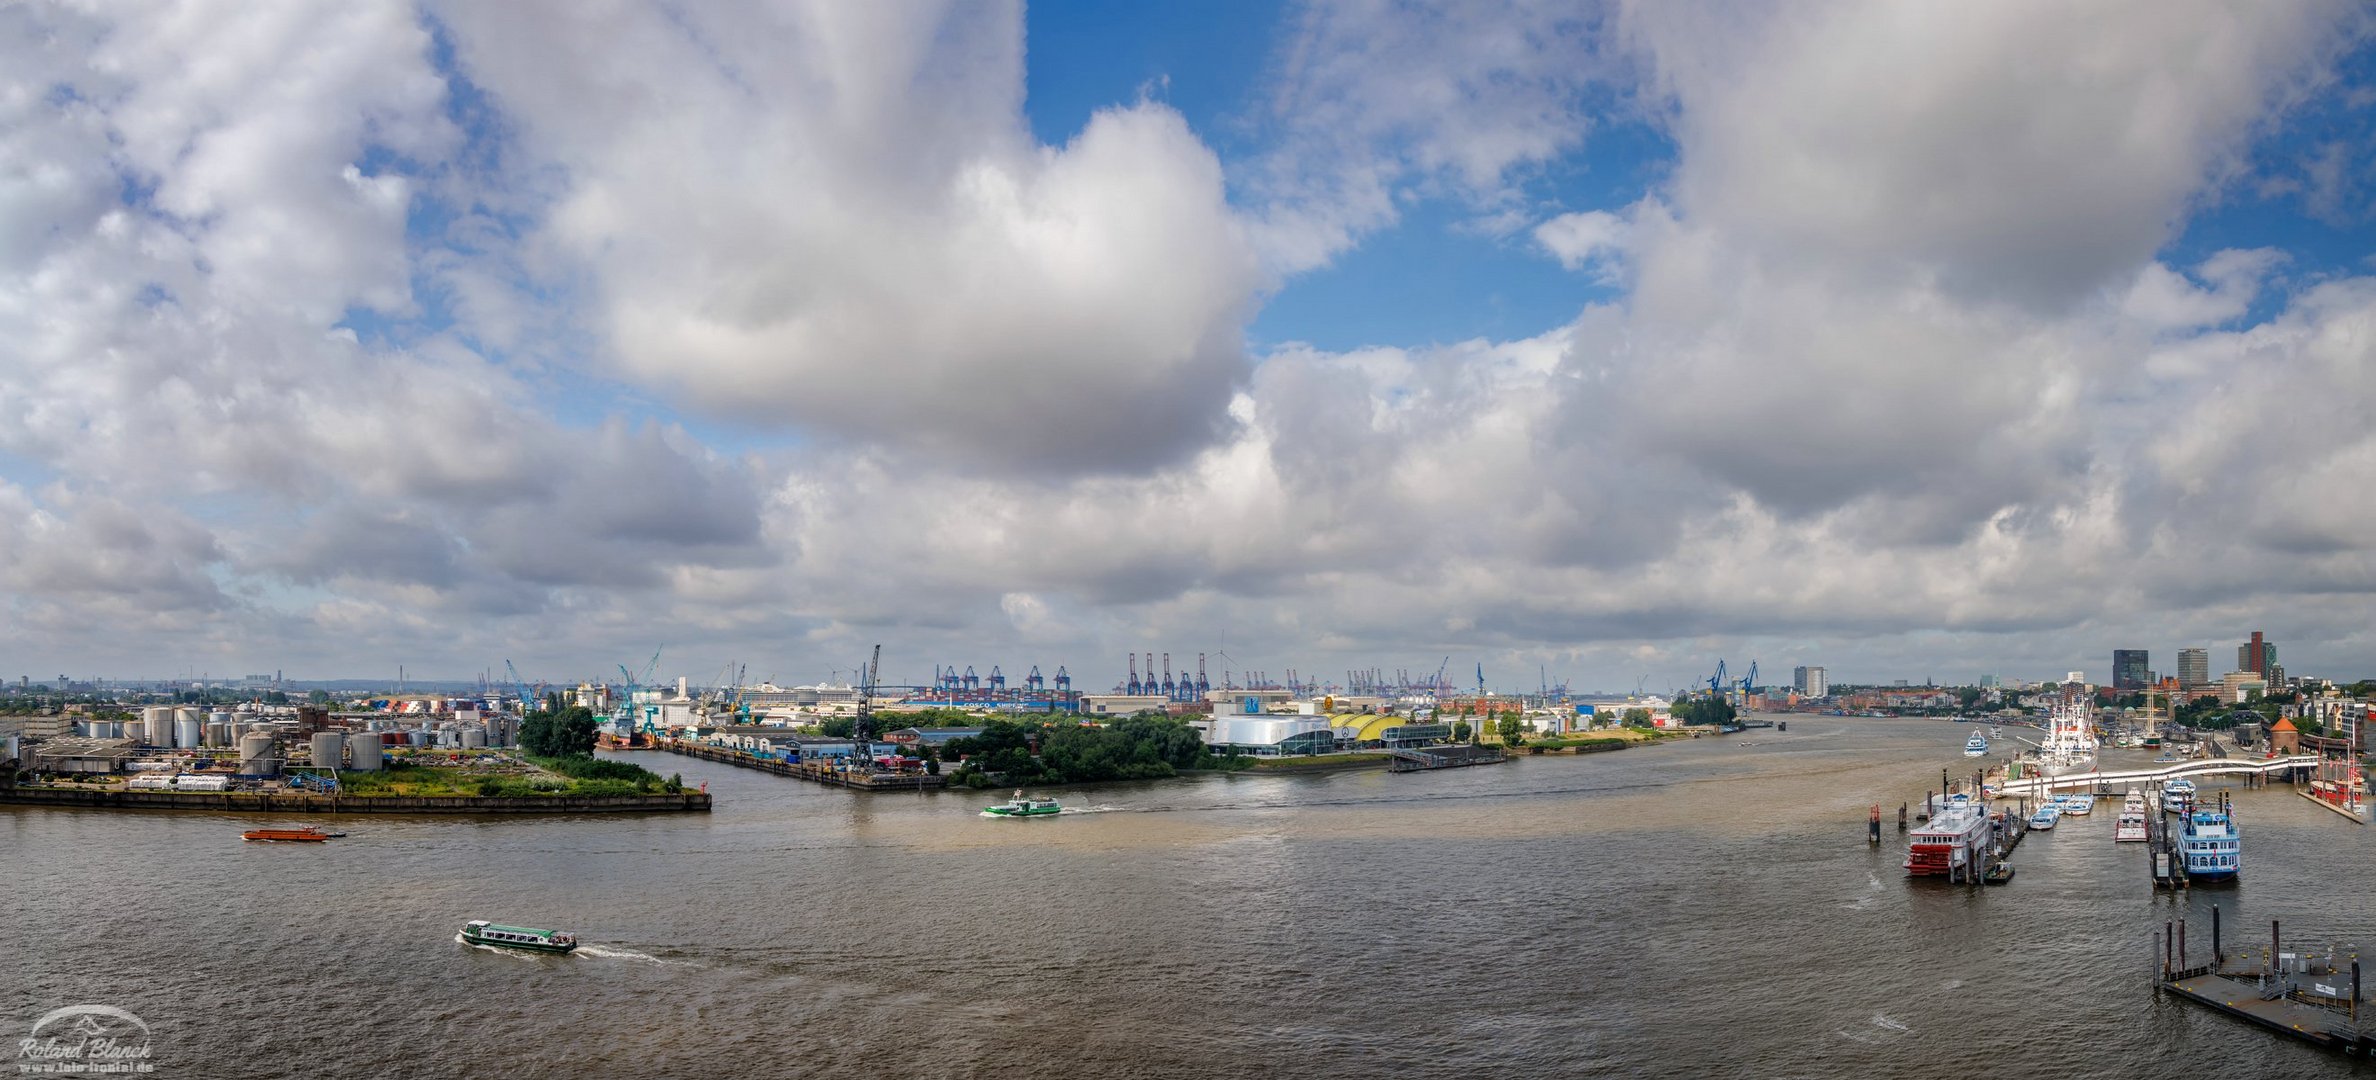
[9,718,2371,1078]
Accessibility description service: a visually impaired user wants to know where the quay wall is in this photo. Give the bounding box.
[0,787,711,814]
[656,741,948,791]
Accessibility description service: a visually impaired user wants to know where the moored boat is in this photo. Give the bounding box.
[1905,794,1993,876]
[460,921,577,953]
[2058,794,2091,816]
[2160,777,2196,812]
[982,793,1063,818]
[2027,804,2060,830]
[2114,791,2148,841]
[2180,802,2240,880]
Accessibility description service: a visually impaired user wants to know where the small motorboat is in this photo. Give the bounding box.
[242,826,336,842]
[981,793,1063,818]
[2027,805,2060,830]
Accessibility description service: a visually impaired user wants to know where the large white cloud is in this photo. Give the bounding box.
[3,0,2375,689]
[431,0,1262,475]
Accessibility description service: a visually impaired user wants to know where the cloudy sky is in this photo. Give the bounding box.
[5,1,2376,693]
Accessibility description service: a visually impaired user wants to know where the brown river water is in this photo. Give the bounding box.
[9,717,2370,1078]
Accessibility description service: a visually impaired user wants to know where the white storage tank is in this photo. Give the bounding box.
[346,731,383,772]
[142,707,173,747]
[238,732,280,778]
[460,727,487,749]
[207,712,232,746]
[309,731,347,770]
[174,714,201,749]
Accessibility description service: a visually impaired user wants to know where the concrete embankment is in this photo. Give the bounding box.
[0,787,711,814]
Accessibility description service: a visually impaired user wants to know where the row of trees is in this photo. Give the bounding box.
[520,706,601,758]
[1669,695,1737,727]
[943,715,1225,786]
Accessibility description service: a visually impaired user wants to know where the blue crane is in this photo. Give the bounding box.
[504,660,534,717]
[1706,660,1729,696]
[1733,660,1759,699]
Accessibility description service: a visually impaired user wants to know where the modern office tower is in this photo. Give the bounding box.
[2112,650,2148,691]
[2177,648,2209,688]
[1792,666,1828,698]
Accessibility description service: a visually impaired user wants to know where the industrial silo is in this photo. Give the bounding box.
[460,727,487,749]
[206,712,231,746]
[309,731,347,770]
[238,732,280,778]
[174,713,201,750]
[346,731,383,772]
[142,707,173,747]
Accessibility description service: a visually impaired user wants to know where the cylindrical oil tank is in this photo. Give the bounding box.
[174,714,201,749]
[460,727,487,749]
[206,712,231,745]
[238,732,280,778]
[405,730,427,747]
[309,731,347,770]
[346,731,383,772]
[206,721,232,747]
[142,707,173,747]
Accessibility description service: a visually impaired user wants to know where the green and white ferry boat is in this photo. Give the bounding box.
[982,793,1063,818]
[461,920,578,954]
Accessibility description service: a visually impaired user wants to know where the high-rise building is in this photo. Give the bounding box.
[2112,650,2149,691]
[2238,630,2273,675]
[2177,648,2209,688]
[1793,665,1828,698]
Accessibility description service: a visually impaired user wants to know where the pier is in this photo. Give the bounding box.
[2157,911,2375,1055]
[657,740,947,791]
[1992,754,2317,798]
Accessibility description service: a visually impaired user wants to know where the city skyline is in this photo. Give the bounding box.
[5,4,2376,690]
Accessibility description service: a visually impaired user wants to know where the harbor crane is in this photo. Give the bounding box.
[1705,659,1729,696]
[504,660,534,717]
[1733,660,1759,701]
[849,645,882,774]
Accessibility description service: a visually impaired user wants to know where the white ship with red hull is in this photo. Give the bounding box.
[1905,795,1992,877]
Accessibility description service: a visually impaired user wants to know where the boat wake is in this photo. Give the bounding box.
[1870,1013,1910,1033]
[1058,805,1121,815]
[574,944,670,964]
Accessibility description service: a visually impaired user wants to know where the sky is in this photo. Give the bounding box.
[4,1,2376,694]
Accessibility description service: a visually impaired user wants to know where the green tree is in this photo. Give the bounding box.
[1956,687,1983,710]
[1496,713,1525,746]
[1621,707,1652,727]
[1451,721,1472,743]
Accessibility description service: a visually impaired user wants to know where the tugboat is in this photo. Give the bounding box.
[460,921,578,953]
[981,792,1063,818]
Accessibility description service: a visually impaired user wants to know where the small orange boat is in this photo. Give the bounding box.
[241,826,336,842]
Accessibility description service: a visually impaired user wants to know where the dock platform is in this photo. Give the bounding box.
[1388,745,1508,772]
[2155,911,2374,1055]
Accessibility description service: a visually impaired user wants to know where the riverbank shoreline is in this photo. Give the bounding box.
[0,786,711,814]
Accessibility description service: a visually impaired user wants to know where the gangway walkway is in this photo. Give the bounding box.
[1995,754,2317,798]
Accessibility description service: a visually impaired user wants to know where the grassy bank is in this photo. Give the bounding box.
[331,753,679,798]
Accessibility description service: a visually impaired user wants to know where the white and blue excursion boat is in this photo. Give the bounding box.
[2181,805,2240,880]
[2160,777,2196,811]
[1963,732,1989,757]
[2027,803,2060,830]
